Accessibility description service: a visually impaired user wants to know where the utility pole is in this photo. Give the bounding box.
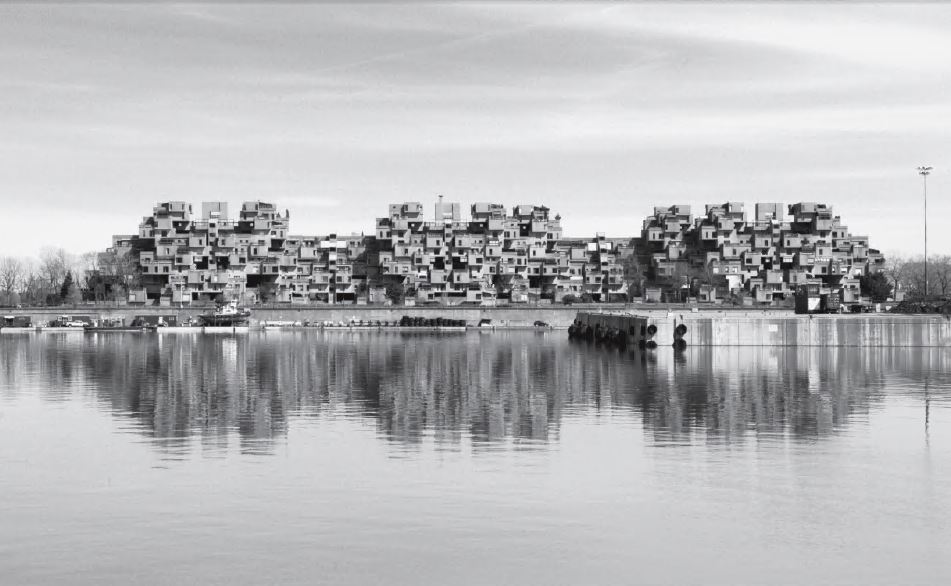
[917,166,932,297]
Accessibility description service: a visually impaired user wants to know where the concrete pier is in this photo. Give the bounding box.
[571,311,951,347]
[2,305,604,329]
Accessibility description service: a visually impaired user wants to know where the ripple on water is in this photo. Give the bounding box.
[2,333,951,584]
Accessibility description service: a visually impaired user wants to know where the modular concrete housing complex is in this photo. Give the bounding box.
[108,199,632,306]
[640,202,885,305]
[104,198,884,307]
[111,201,366,305]
[374,201,631,304]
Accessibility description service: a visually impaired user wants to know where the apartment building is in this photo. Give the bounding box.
[374,201,627,304]
[640,201,885,305]
[119,200,366,305]
[118,198,625,306]
[111,197,885,308]
[276,232,366,304]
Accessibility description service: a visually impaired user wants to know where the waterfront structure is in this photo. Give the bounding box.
[573,310,951,347]
[110,197,627,306]
[105,197,882,307]
[374,201,630,304]
[640,202,885,304]
[106,201,367,305]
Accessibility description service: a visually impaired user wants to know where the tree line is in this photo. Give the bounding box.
[0,248,139,307]
[882,254,951,298]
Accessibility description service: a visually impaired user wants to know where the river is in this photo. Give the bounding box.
[1,331,949,585]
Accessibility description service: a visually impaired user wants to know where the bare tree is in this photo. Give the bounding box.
[0,256,23,298]
[932,255,951,296]
[881,254,907,295]
[885,255,951,298]
[98,249,141,289]
[111,283,128,304]
[75,251,101,288]
[39,247,70,301]
[905,261,927,297]
[19,259,44,306]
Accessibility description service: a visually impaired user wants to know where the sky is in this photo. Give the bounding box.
[1,2,950,259]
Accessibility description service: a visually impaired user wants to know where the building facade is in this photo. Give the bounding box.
[110,201,367,305]
[106,198,883,306]
[374,201,629,304]
[640,202,885,304]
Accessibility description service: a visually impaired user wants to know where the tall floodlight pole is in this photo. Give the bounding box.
[918,166,932,297]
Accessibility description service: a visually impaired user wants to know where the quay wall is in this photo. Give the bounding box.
[574,311,951,347]
[2,305,625,328]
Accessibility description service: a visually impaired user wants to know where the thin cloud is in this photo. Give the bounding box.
[0,3,949,257]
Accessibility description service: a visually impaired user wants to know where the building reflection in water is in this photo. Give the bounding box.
[1,332,948,454]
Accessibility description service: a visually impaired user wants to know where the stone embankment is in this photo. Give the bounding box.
[4,304,623,328]
[570,311,951,348]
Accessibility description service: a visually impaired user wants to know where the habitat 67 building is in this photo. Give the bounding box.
[108,197,631,306]
[111,200,365,305]
[374,198,631,305]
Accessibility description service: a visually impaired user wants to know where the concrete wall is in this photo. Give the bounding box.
[575,311,951,347]
[4,305,625,328]
[13,305,949,344]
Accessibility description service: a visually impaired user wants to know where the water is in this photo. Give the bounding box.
[1,331,950,585]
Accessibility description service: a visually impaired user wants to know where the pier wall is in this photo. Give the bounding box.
[574,311,951,347]
[3,305,604,328]
[8,306,950,345]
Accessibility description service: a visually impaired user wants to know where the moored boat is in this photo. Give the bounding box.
[1,315,35,332]
[83,316,156,332]
[198,300,251,326]
[84,325,156,332]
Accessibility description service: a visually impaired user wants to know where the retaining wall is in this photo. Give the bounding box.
[574,311,951,347]
[3,305,612,328]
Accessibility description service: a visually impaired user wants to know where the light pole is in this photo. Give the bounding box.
[918,166,932,297]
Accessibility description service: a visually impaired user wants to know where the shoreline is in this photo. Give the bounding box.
[6,306,947,345]
[2,303,795,330]
[573,311,951,348]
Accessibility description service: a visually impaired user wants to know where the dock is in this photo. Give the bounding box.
[570,311,951,348]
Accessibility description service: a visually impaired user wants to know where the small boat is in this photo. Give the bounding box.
[84,317,155,332]
[198,300,251,326]
[48,315,93,328]
[84,325,155,332]
[1,315,36,333]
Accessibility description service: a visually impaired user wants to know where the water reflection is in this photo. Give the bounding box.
[2,332,949,454]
